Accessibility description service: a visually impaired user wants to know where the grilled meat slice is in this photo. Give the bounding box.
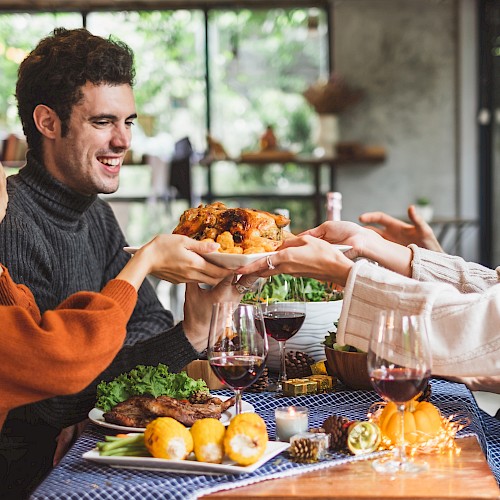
[213,395,236,412]
[103,395,156,428]
[173,202,289,251]
[142,395,236,427]
[102,394,236,428]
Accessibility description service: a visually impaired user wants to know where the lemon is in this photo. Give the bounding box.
[347,421,381,455]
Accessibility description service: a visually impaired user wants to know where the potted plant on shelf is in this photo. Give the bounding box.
[414,196,434,222]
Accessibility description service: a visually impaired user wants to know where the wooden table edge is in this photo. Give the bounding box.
[202,436,500,499]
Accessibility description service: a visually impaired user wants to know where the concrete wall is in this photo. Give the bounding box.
[332,0,479,260]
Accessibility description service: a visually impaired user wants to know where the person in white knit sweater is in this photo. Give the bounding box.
[237,220,500,392]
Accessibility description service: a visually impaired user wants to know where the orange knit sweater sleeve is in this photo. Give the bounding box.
[0,264,41,321]
[0,269,137,430]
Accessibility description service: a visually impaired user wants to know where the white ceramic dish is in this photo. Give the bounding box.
[124,247,276,270]
[83,440,289,475]
[266,300,344,370]
[88,398,254,433]
[123,246,140,254]
[331,244,352,253]
[201,251,277,270]
[124,245,351,269]
[202,245,350,269]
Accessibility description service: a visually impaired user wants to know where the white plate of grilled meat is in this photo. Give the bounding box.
[83,440,289,475]
[88,394,254,433]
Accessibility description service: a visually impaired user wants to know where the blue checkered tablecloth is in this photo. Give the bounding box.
[31,379,499,500]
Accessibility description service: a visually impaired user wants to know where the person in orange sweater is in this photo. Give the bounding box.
[0,165,231,432]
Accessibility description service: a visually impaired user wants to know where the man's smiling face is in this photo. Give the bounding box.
[46,82,137,196]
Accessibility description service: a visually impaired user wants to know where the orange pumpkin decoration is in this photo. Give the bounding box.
[379,400,442,445]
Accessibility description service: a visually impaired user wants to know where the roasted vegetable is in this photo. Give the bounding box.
[144,417,194,460]
[190,418,226,463]
[96,434,149,457]
[224,413,268,466]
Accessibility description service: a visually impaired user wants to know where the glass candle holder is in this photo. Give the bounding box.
[275,406,309,442]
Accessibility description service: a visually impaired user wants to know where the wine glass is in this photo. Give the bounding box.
[259,275,306,394]
[207,302,268,415]
[367,310,432,474]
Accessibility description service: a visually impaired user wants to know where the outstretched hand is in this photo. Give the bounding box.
[359,205,443,252]
[298,220,380,261]
[235,234,354,286]
[136,235,234,286]
[235,218,414,285]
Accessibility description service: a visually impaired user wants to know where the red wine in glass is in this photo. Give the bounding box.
[209,355,266,390]
[370,367,430,404]
[208,303,268,414]
[368,311,432,474]
[263,310,306,341]
[258,275,306,394]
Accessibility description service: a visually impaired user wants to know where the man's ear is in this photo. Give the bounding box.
[33,104,60,139]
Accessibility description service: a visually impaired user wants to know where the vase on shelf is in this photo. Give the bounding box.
[314,113,339,157]
[414,198,434,222]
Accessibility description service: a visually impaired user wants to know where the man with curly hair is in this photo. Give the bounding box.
[0,28,249,498]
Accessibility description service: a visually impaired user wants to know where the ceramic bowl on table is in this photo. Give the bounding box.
[266,300,343,371]
[324,346,371,390]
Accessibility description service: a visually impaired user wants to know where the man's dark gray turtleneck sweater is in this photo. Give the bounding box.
[0,153,199,428]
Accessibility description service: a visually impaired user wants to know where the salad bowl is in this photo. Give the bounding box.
[242,276,343,371]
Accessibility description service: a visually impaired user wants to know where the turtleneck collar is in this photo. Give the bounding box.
[18,151,98,216]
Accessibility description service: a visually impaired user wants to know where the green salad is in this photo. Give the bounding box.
[96,364,208,411]
[242,275,343,303]
[323,323,365,353]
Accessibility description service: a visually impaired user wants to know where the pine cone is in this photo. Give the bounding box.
[188,391,212,404]
[245,367,269,393]
[289,437,320,463]
[285,351,314,379]
[323,415,350,451]
[417,381,432,402]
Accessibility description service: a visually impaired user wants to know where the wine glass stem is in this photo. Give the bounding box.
[397,403,407,464]
[278,341,287,389]
[234,389,242,415]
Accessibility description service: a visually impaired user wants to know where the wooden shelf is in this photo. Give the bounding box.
[202,148,386,226]
[233,150,386,166]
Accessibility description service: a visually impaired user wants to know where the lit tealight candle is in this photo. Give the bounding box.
[275,406,309,442]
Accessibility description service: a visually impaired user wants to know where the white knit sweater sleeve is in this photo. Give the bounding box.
[337,259,500,378]
[409,244,500,292]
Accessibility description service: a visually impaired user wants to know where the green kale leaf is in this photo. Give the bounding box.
[95,363,208,411]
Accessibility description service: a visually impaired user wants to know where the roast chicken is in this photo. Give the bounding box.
[172,202,290,253]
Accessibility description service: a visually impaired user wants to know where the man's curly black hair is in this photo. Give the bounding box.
[16,27,136,160]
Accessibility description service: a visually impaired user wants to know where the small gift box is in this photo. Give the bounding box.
[282,378,317,396]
